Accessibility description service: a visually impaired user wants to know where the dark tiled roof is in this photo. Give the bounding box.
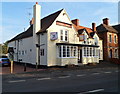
[78,29,84,34]
[73,24,95,38]
[8,9,63,42]
[112,24,120,33]
[8,25,33,42]
[96,24,118,33]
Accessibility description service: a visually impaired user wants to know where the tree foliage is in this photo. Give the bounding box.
[0,41,8,54]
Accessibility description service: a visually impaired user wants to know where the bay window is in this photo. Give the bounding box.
[58,45,77,58]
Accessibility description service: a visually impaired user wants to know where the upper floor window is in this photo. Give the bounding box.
[109,35,112,42]
[60,30,68,42]
[114,35,117,43]
[60,30,63,41]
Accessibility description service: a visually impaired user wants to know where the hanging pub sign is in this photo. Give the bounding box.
[79,34,84,41]
[50,32,58,40]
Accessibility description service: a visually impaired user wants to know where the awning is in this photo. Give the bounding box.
[56,43,99,47]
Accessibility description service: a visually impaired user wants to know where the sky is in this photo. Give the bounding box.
[0,2,119,44]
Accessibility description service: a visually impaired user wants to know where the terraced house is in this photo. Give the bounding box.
[8,2,103,67]
[113,24,120,59]
[97,18,119,61]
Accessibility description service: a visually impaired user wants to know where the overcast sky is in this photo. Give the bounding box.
[1,2,118,43]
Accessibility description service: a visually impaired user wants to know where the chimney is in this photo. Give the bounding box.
[30,18,34,25]
[72,19,79,26]
[33,2,41,33]
[103,18,109,25]
[92,23,96,32]
[33,2,41,66]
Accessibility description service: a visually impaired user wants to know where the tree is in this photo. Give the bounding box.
[0,41,8,54]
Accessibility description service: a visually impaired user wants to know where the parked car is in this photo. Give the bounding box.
[0,57,11,66]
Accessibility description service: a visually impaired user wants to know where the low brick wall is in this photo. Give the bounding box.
[109,58,120,64]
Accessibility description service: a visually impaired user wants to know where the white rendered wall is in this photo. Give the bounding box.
[8,37,36,65]
[47,9,79,66]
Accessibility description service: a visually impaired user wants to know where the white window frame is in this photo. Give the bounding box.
[60,29,68,42]
[114,35,117,43]
[114,49,118,58]
[58,45,77,58]
[109,34,112,43]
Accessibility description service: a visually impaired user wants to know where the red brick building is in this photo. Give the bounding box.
[113,24,120,59]
[96,18,119,61]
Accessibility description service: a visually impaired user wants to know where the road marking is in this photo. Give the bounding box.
[104,72,112,74]
[58,76,70,79]
[8,80,26,83]
[37,77,51,80]
[91,73,100,75]
[79,89,104,94]
[76,74,86,77]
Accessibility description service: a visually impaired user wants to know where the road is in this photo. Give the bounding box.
[2,67,119,94]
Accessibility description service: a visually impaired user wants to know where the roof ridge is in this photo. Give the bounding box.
[41,9,63,20]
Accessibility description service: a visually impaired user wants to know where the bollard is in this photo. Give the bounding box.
[10,61,13,73]
[24,63,26,72]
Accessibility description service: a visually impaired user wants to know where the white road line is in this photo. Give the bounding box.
[79,89,104,94]
[104,72,112,74]
[88,89,104,93]
[37,77,51,80]
[76,74,86,77]
[91,73,100,75]
[58,76,70,79]
[8,80,26,83]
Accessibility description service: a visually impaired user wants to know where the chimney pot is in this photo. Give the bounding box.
[30,18,34,25]
[72,19,79,26]
[92,23,96,32]
[36,2,38,4]
[103,18,109,25]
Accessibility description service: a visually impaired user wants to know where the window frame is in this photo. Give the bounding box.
[58,45,77,58]
[109,34,112,43]
[60,29,68,42]
[114,35,117,43]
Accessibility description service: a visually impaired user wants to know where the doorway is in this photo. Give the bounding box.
[110,49,112,58]
[78,48,82,63]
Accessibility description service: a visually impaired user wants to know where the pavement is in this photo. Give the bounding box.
[0,62,45,75]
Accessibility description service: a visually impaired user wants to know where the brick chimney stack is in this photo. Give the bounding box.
[103,18,109,25]
[72,19,79,26]
[30,18,34,25]
[92,23,96,32]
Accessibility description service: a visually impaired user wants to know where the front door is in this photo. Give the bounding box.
[78,48,82,63]
[110,49,112,58]
[80,49,82,63]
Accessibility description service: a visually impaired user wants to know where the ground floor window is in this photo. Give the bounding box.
[58,45,77,58]
[83,47,99,57]
[40,49,44,56]
[114,49,118,58]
